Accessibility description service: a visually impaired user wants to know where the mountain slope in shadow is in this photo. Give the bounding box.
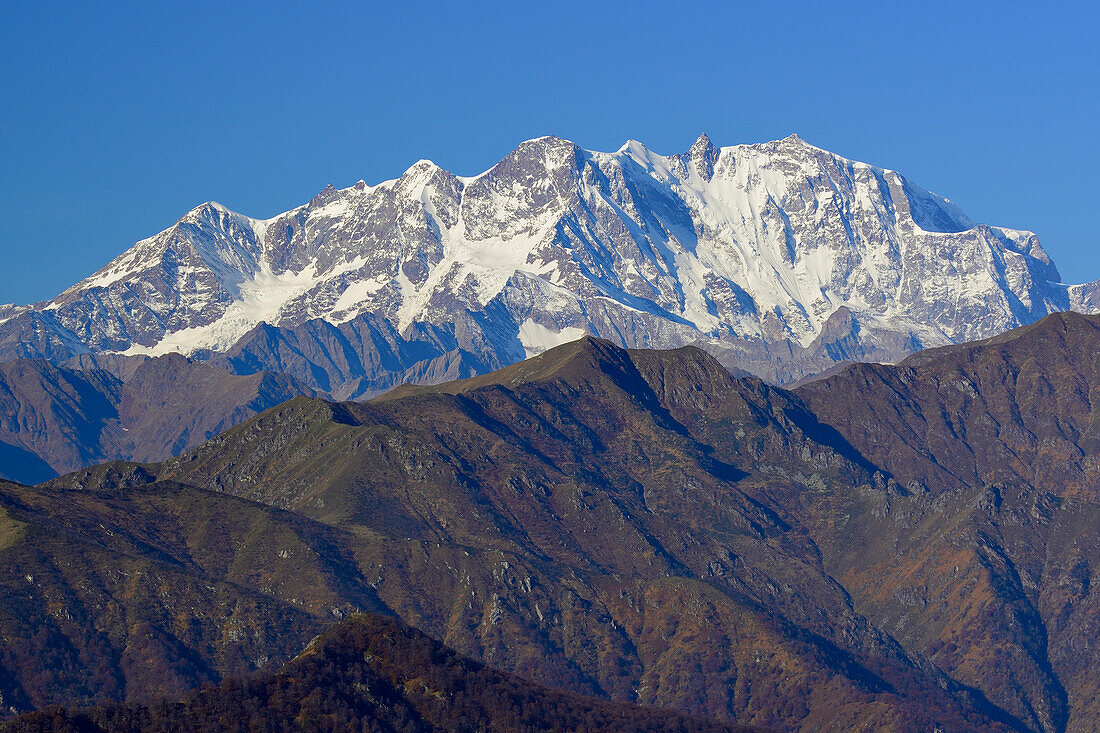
[4,612,752,733]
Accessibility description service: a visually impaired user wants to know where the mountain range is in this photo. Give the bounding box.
[3,134,1100,731]
[2,134,1095,398]
[2,134,1097,485]
[5,311,1100,730]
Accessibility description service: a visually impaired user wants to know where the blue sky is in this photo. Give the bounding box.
[2,1,1097,305]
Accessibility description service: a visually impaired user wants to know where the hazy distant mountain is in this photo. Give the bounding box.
[2,134,1093,393]
[0,355,313,483]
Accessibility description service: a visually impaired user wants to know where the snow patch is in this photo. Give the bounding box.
[330,273,389,320]
[118,264,324,356]
[518,320,587,358]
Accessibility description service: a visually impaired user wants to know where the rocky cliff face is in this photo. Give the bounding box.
[2,134,1090,391]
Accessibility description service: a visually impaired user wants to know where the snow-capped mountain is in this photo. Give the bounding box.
[2,133,1095,393]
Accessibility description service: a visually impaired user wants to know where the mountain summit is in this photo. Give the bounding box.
[3,135,1095,392]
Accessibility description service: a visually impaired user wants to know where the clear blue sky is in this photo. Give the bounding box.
[2,1,1097,305]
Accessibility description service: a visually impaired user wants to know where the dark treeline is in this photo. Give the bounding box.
[3,613,753,733]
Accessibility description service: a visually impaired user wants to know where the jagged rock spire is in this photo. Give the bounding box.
[689,132,719,179]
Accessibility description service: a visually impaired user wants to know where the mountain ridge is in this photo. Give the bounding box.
[3,612,755,733]
[1,134,1091,393]
[9,313,1100,728]
[0,354,315,484]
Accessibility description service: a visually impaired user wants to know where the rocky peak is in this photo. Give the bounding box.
[779,132,809,147]
[688,132,719,179]
[308,184,341,208]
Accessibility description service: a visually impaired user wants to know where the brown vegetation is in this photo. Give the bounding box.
[7,313,1100,730]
